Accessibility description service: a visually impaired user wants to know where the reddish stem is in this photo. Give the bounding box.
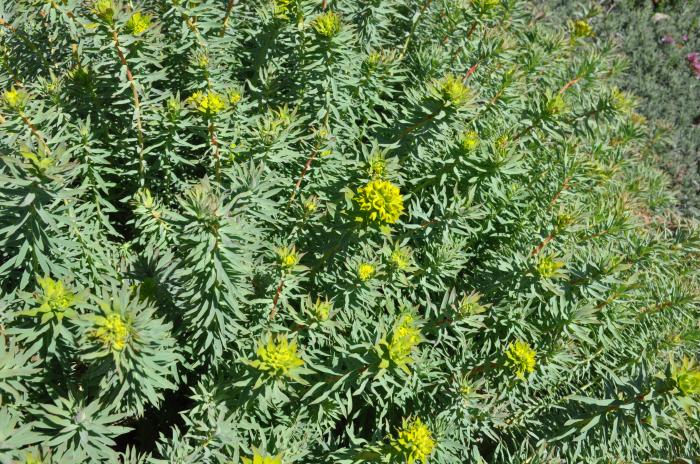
[465,63,480,80]
[20,114,50,154]
[269,279,285,320]
[466,21,477,39]
[531,233,555,256]
[289,150,318,203]
[559,77,580,95]
[548,176,571,209]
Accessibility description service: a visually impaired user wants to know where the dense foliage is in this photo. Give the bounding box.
[0,0,699,463]
[535,0,700,216]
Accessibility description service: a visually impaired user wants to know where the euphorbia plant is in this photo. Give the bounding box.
[0,0,698,463]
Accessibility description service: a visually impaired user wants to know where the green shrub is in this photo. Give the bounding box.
[534,0,700,216]
[0,0,699,462]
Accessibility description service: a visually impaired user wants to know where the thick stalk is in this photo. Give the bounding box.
[220,0,236,37]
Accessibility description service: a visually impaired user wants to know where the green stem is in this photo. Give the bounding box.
[399,0,433,60]
[111,28,146,186]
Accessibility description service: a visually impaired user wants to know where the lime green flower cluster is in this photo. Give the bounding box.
[536,255,566,279]
[311,297,332,321]
[93,0,115,23]
[546,94,567,116]
[249,335,304,379]
[461,130,480,151]
[459,380,472,397]
[440,74,472,107]
[365,51,382,72]
[134,186,156,210]
[673,357,700,396]
[391,417,436,464]
[457,375,476,400]
[611,88,633,114]
[554,212,576,231]
[355,179,404,225]
[472,0,500,10]
[258,105,295,143]
[495,134,509,151]
[379,315,422,373]
[3,88,29,111]
[315,127,330,142]
[166,96,181,117]
[125,11,151,35]
[368,155,387,178]
[390,247,411,270]
[363,50,396,74]
[457,292,487,318]
[357,263,375,282]
[21,277,78,323]
[20,451,42,464]
[92,312,130,352]
[186,90,227,115]
[571,19,594,38]
[312,11,341,38]
[21,150,54,173]
[275,105,294,126]
[272,0,293,20]
[277,246,300,271]
[227,89,242,105]
[303,196,318,214]
[242,449,283,464]
[505,340,536,380]
[678,371,700,396]
[192,51,209,69]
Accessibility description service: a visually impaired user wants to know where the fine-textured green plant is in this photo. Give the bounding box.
[534,0,700,216]
[0,0,699,463]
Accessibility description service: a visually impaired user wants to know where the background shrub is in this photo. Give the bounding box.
[533,0,700,216]
[0,0,699,463]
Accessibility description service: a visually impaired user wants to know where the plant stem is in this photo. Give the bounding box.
[220,0,236,37]
[289,149,318,204]
[208,120,221,184]
[111,29,146,186]
[269,278,285,320]
[20,113,51,154]
[399,0,433,60]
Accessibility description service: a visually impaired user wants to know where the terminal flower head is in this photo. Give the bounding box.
[355,179,404,225]
[125,11,151,35]
[391,417,435,464]
[505,340,536,379]
[313,11,341,38]
[248,334,304,380]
